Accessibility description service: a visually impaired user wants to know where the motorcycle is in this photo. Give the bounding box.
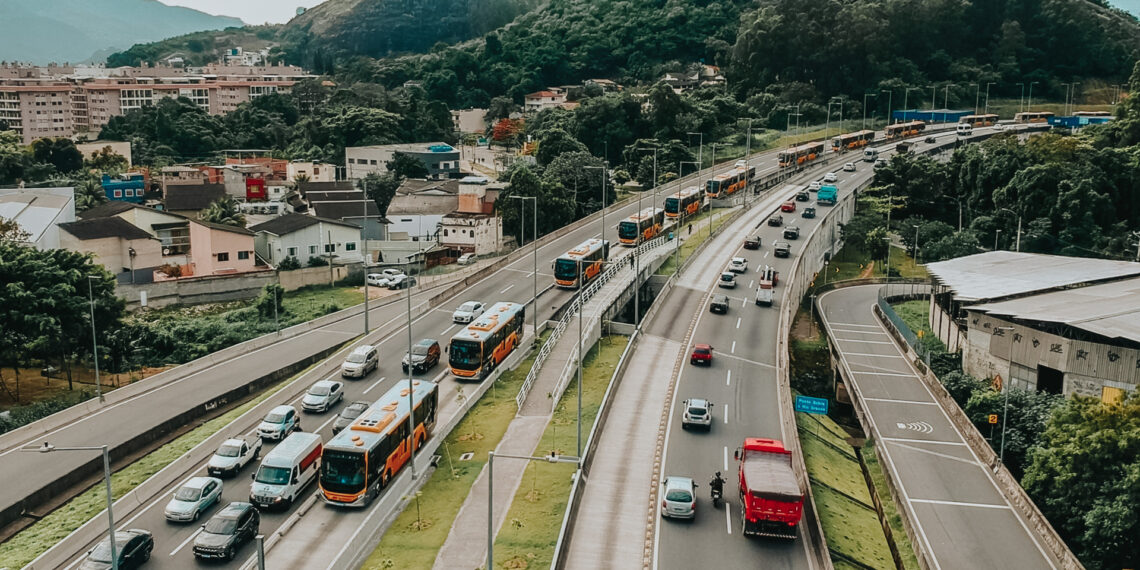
[710,483,723,507]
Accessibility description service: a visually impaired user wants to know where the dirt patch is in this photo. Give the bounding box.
[0,365,173,410]
[858,261,876,279]
[791,309,821,342]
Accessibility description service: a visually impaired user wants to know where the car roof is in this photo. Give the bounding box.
[694,343,712,350]
[346,401,370,410]
[313,380,338,388]
[217,502,253,518]
[712,294,728,301]
[721,271,734,276]
[459,301,481,308]
[688,398,709,407]
[664,476,694,489]
[415,338,438,347]
[269,404,294,414]
[731,257,745,262]
[183,476,214,489]
[351,344,374,353]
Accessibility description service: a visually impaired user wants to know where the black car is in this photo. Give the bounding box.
[332,401,370,434]
[773,241,791,258]
[802,207,816,219]
[709,294,730,314]
[402,338,442,373]
[193,502,259,561]
[925,136,937,143]
[767,215,783,227]
[743,236,761,250]
[80,529,153,570]
[783,226,800,240]
[795,191,810,202]
[388,275,418,290]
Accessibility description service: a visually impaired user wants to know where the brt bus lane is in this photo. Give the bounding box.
[53,150,787,569]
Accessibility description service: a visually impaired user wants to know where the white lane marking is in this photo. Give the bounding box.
[843,351,906,359]
[723,446,729,471]
[749,280,754,288]
[889,442,982,467]
[829,321,884,328]
[735,317,741,329]
[909,498,1011,510]
[881,437,967,446]
[362,376,387,394]
[741,297,747,308]
[731,341,736,354]
[526,271,535,278]
[440,323,459,336]
[863,397,939,406]
[725,501,733,535]
[834,338,894,345]
[763,251,769,258]
[723,407,729,425]
[830,327,890,336]
[314,412,340,434]
[850,370,915,378]
[500,284,515,294]
[726,370,731,386]
[169,526,203,556]
[717,353,774,368]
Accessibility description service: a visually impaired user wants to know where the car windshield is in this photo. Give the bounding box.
[203,516,238,535]
[695,348,710,355]
[449,339,482,368]
[174,486,202,501]
[618,221,640,240]
[346,353,366,364]
[264,412,286,423]
[665,489,693,502]
[309,385,330,396]
[88,539,121,563]
[721,274,733,281]
[216,444,241,458]
[664,197,679,213]
[255,465,291,485]
[412,345,430,356]
[688,406,706,415]
[459,302,478,312]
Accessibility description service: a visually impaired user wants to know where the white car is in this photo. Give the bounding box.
[660,476,697,519]
[842,162,856,172]
[728,257,748,273]
[301,380,344,413]
[365,273,390,287]
[457,253,477,265]
[823,172,838,182]
[718,272,737,289]
[453,301,485,323]
[808,181,822,192]
[164,476,223,522]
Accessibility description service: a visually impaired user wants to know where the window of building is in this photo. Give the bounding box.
[309,245,317,254]
[217,252,230,262]
[238,251,250,260]
[370,159,377,165]
[287,246,297,257]
[345,242,356,251]
[347,158,354,164]
[443,229,448,236]
[124,190,134,197]
[113,190,122,198]
[313,167,320,175]
[324,243,335,253]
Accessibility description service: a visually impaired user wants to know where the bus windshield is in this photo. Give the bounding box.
[618,221,639,240]
[554,258,579,281]
[450,339,482,368]
[321,450,367,494]
[664,197,679,213]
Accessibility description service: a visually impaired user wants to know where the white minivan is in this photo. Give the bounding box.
[956,123,973,136]
[249,432,322,510]
[341,345,378,378]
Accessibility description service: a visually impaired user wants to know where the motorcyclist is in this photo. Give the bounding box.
[710,471,725,497]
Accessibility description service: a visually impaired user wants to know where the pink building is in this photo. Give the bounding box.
[183,219,260,277]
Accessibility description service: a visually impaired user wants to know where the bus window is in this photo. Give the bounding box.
[449,340,481,367]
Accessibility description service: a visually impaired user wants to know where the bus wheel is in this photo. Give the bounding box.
[382,471,389,488]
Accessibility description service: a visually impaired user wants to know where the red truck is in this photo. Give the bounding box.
[734,438,803,539]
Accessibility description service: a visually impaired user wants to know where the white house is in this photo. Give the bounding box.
[287,161,336,183]
[440,177,502,255]
[0,187,75,250]
[250,213,364,266]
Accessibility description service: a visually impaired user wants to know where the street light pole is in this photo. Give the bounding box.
[678,161,700,271]
[995,229,1002,251]
[1027,81,1039,111]
[508,195,538,341]
[362,181,370,334]
[708,143,717,239]
[972,83,980,115]
[995,326,1015,464]
[405,251,418,478]
[942,83,953,123]
[87,275,104,403]
[903,87,919,122]
[1017,82,1025,113]
[998,207,1023,252]
[584,163,608,248]
[984,82,996,115]
[881,89,893,127]
[863,93,877,130]
[913,224,921,264]
[26,443,117,569]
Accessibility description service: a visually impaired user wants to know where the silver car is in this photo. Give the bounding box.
[164,476,223,522]
[681,398,713,430]
[453,301,485,323]
[660,476,697,519]
[301,380,344,413]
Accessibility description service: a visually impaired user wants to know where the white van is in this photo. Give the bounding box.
[249,432,322,510]
[956,123,973,136]
[863,148,879,163]
[341,345,378,378]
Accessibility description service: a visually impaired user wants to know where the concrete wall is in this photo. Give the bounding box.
[278,265,351,291]
[60,232,163,274]
[118,270,276,309]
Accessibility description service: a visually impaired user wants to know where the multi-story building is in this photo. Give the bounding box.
[345,143,460,181]
[0,62,311,143]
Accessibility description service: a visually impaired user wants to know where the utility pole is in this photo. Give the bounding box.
[863,93,877,130]
[972,82,980,116]
[984,82,996,115]
[1027,81,1039,111]
[1017,82,1025,113]
[881,89,893,127]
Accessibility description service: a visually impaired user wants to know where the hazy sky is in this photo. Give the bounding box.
[159,0,328,25]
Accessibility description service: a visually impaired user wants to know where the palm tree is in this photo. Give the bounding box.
[74,175,107,213]
[200,195,247,227]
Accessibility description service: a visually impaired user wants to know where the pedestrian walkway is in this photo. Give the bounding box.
[434,241,676,569]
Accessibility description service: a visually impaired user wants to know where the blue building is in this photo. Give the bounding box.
[102,173,147,204]
[1048,115,1113,129]
[891,109,973,124]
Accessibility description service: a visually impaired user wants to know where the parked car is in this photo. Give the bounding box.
[709,294,730,314]
[332,401,371,435]
[207,435,262,478]
[767,215,784,227]
[79,529,153,570]
[843,162,856,172]
[728,257,748,273]
[808,181,822,192]
[388,275,417,290]
[193,502,260,561]
[781,201,796,213]
[682,398,713,430]
[341,344,378,378]
[743,235,761,249]
[795,191,810,202]
[660,476,697,519]
[783,226,800,240]
[365,273,390,287]
[164,476,223,522]
[717,272,737,289]
[773,241,791,258]
[802,207,816,219]
[457,252,477,265]
[690,344,713,365]
[301,380,344,413]
[403,338,442,373]
[453,301,486,323]
[823,172,838,182]
[257,405,300,441]
[379,268,405,280]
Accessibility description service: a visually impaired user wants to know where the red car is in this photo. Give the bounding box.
[781,201,797,212]
[690,344,713,365]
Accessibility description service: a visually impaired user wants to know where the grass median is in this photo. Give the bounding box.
[491,334,628,570]
[655,208,738,275]
[362,331,549,570]
[0,362,319,569]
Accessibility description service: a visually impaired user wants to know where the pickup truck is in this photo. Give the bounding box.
[207,435,262,477]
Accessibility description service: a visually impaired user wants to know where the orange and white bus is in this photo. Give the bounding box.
[959,114,999,127]
[618,207,665,246]
[830,130,875,152]
[705,165,753,198]
[884,121,926,140]
[1013,111,1055,123]
[665,186,703,219]
[553,238,609,288]
[449,302,526,380]
[319,379,438,506]
[777,142,825,168]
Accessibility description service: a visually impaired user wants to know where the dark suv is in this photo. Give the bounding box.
[709,294,730,314]
[402,338,442,373]
[193,502,259,561]
[767,215,783,227]
[783,226,800,240]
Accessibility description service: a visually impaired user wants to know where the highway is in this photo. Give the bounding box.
[49,145,795,568]
[817,285,1062,569]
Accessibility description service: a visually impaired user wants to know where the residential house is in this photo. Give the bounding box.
[585,79,622,93]
[80,200,196,271]
[58,216,162,283]
[160,166,208,195]
[387,179,459,241]
[345,143,460,181]
[524,90,567,112]
[0,187,75,249]
[440,176,503,255]
[250,213,363,267]
[661,64,727,95]
[182,219,260,277]
[287,161,336,183]
[101,173,147,204]
[164,184,226,218]
[309,196,387,241]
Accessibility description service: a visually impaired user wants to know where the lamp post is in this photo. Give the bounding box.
[903,87,920,122]
[883,236,892,280]
[881,89,893,127]
[862,93,877,130]
[998,207,1023,252]
[984,82,996,116]
[708,143,718,239]
[584,163,608,247]
[942,83,954,124]
[1027,81,1039,111]
[678,160,701,270]
[487,451,580,570]
[995,326,1015,464]
[509,196,538,342]
[826,98,840,138]
[86,275,104,403]
[403,249,422,479]
[362,181,370,334]
[913,224,921,264]
[637,146,660,214]
[971,83,979,116]
[26,443,117,568]
[686,132,704,173]
[995,229,1002,251]
[1016,82,1025,113]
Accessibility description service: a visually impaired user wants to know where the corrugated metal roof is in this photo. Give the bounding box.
[970,277,1140,344]
[924,251,1140,302]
